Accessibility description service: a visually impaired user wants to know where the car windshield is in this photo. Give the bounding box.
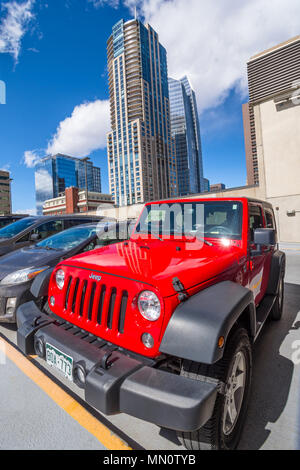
[0,217,37,239]
[36,225,98,251]
[135,201,243,240]
[0,219,11,229]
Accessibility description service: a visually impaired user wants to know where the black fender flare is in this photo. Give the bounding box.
[160,281,256,365]
[30,267,54,299]
[266,250,286,296]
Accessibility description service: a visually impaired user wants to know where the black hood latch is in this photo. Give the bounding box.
[172,277,188,302]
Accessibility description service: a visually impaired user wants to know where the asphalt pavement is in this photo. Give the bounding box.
[0,247,299,450]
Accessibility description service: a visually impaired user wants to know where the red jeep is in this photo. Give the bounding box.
[17,198,285,450]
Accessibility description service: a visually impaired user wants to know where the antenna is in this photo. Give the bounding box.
[134,5,137,20]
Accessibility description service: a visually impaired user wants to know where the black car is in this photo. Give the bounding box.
[0,214,107,257]
[0,220,133,324]
[0,214,28,229]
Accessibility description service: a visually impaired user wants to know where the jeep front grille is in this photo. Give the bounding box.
[63,276,129,334]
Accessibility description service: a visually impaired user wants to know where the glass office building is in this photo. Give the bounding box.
[168,76,205,195]
[107,19,177,206]
[77,160,101,195]
[35,154,101,214]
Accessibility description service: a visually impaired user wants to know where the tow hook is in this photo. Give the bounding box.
[100,346,118,369]
[172,277,188,302]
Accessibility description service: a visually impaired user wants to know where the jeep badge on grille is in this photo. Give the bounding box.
[89,273,102,282]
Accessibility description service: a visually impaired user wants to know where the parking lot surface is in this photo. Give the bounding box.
[0,247,299,450]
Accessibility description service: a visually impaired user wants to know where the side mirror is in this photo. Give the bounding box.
[251,228,276,256]
[254,228,276,246]
[30,233,41,242]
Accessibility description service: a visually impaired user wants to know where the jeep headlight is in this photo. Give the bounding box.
[0,266,49,286]
[55,269,65,290]
[138,290,161,321]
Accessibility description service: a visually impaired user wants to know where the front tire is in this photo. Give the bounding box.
[177,327,252,450]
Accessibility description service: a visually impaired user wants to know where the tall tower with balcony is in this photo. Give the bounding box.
[107,19,177,206]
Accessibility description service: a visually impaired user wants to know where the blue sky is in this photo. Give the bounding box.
[0,0,299,213]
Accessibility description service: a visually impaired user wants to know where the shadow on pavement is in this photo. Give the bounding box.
[239,283,300,449]
[1,323,17,332]
[159,283,300,449]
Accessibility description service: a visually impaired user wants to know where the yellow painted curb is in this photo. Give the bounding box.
[0,337,132,450]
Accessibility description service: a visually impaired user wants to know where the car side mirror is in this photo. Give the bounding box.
[30,233,41,242]
[251,228,276,256]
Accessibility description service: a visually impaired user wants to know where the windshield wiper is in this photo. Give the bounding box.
[195,236,214,246]
[150,232,163,242]
[185,231,214,246]
[37,245,59,251]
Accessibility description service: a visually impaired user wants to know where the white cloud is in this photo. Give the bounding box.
[24,150,41,168]
[0,0,35,62]
[127,0,300,111]
[27,46,39,53]
[46,99,110,157]
[14,208,36,215]
[23,99,110,169]
[88,0,119,8]
[0,164,10,171]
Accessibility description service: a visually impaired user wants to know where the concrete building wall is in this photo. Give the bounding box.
[255,98,300,199]
[252,96,300,242]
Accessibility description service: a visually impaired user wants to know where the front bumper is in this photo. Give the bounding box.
[17,301,218,432]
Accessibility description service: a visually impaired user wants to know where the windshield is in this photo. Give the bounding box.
[0,218,12,229]
[135,201,243,240]
[0,217,37,239]
[36,225,97,251]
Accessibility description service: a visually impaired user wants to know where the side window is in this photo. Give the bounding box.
[102,224,129,244]
[249,204,263,241]
[94,228,121,247]
[264,209,275,229]
[82,240,98,252]
[82,236,118,253]
[16,232,31,243]
[65,219,93,229]
[32,220,64,240]
[99,231,120,246]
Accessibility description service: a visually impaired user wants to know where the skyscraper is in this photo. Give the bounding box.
[0,170,11,215]
[168,76,205,196]
[107,19,177,206]
[35,154,101,214]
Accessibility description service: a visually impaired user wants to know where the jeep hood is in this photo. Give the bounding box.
[61,239,242,297]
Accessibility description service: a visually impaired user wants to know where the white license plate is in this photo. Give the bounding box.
[45,343,73,381]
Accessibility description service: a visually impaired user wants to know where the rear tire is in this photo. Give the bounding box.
[269,274,284,321]
[177,327,252,450]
